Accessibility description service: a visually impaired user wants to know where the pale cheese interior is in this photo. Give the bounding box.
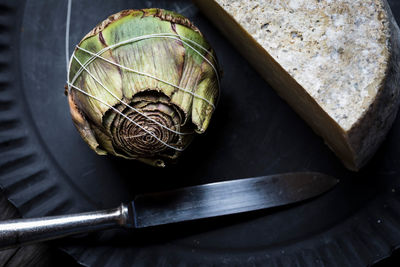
[215,0,390,132]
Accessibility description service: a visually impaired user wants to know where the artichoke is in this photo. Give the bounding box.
[67,9,220,167]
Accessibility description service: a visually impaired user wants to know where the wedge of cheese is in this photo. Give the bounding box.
[194,0,400,170]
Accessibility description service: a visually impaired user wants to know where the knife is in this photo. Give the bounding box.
[0,172,338,249]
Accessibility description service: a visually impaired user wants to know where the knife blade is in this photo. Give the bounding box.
[133,172,338,227]
[0,172,337,249]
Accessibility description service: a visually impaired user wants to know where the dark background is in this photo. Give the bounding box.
[1,0,400,266]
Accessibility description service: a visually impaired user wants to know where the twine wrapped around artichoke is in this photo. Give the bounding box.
[66,9,220,167]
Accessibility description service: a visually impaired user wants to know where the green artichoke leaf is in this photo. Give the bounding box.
[67,9,220,167]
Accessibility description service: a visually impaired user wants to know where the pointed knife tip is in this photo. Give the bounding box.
[313,172,340,188]
[326,175,340,189]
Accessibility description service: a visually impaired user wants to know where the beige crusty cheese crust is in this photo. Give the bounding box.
[194,0,400,170]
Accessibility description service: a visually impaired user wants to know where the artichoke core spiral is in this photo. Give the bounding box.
[66,9,220,167]
[112,100,181,160]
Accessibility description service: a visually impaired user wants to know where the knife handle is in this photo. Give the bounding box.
[0,203,130,250]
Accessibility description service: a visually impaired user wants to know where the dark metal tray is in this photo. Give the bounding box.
[1,0,400,266]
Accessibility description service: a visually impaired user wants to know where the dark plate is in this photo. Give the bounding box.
[1,0,400,266]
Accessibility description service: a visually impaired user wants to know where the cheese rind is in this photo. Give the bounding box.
[194,0,400,170]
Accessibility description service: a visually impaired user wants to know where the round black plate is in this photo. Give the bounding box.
[1,0,400,266]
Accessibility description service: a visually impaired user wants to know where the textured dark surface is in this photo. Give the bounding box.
[1,0,400,266]
[0,190,79,267]
[0,189,50,267]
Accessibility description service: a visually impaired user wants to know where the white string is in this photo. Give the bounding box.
[71,53,188,150]
[65,0,72,71]
[67,82,185,152]
[70,33,219,83]
[70,33,220,108]
[76,45,215,109]
[71,53,190,136]
[66,4,219,152]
